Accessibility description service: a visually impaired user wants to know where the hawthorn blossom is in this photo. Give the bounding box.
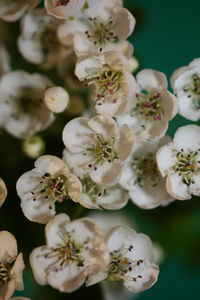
[0,177,7,208]
[18,9,62,70]
[58,6,135,58]
[87,226,159,293]
[16,155,82,224]
[171,58,200,121]
[78,177,128,210]
[117,69,178,140]
[119,136,174,209]
[0,0,40,22]
[62,115,135,186]
[0,231,25,300]
[156,125,200,200]
[30,213,108,293]
[75,51,136,117]
[0,71,54,139]
[44,86,70,113]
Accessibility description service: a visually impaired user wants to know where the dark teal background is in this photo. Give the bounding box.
[0,0,199,299]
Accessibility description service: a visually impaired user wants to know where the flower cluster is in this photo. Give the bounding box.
[1,0,200,299]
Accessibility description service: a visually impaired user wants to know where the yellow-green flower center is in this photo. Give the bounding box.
[85,17,117,51]
[172,149,200,185]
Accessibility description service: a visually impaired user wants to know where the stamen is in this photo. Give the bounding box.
[131,91,163,121]
[0,262,9,286]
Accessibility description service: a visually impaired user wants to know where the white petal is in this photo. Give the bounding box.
[116,125,134,161]
[88,115,119,139]
[30,246,57,285]
[113,7,136,40]
[10,253,25,291]
[63,148,92,178]
[45,213,71,247]
[90,161,123,186]
[0,178,7,207]
[156,143,177,177]
[178,91,200,121]
[98,187,129,210]
[170,66,191,91]
[47,263,85,293]
[62,117,93,153]
[166,173,191,200]
[136,69,168,91]
[75,55,103,81]
[0,231,17,264]
[124,261,159,293]
[173,125,200,151]
[129,178,173,209]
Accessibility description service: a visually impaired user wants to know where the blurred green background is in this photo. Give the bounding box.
[0,0,200,299]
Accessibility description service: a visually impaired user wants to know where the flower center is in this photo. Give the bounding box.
[82,177,107,201]
[85,64,123,101]
[172,148,200,185]
[0,262,9,286]
[131,91,163,121]
[85,17,117,51]
[132,153,160,187]
[39,229,86,269]
[53,234,84,267]
[31,173,69,209]
[107,246,143,282]
[83,133,118,170]
[32,23,59,55]
[9,88,43,119]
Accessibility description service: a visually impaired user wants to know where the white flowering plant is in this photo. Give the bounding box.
[0,1,200,300]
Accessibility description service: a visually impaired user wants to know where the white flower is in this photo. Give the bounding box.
[171,58,200,121]
[45,0,87,19]
[75,51,136,117]
[18,9,62,70]
[16,155,82,224]
[117,69,178,141]
[0,231,25,300]
[58,6,135,58]
[22,135,45,159]
[0,177,7,208]
[0,70,54,139]
[78,177,129,210]
[62,115,135,186]
[30,213,108,293]
[156,124,200,200]
[87,226,159,293]
[44,86,70,113]
[119,136,174,209]
[0,0,40,22]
